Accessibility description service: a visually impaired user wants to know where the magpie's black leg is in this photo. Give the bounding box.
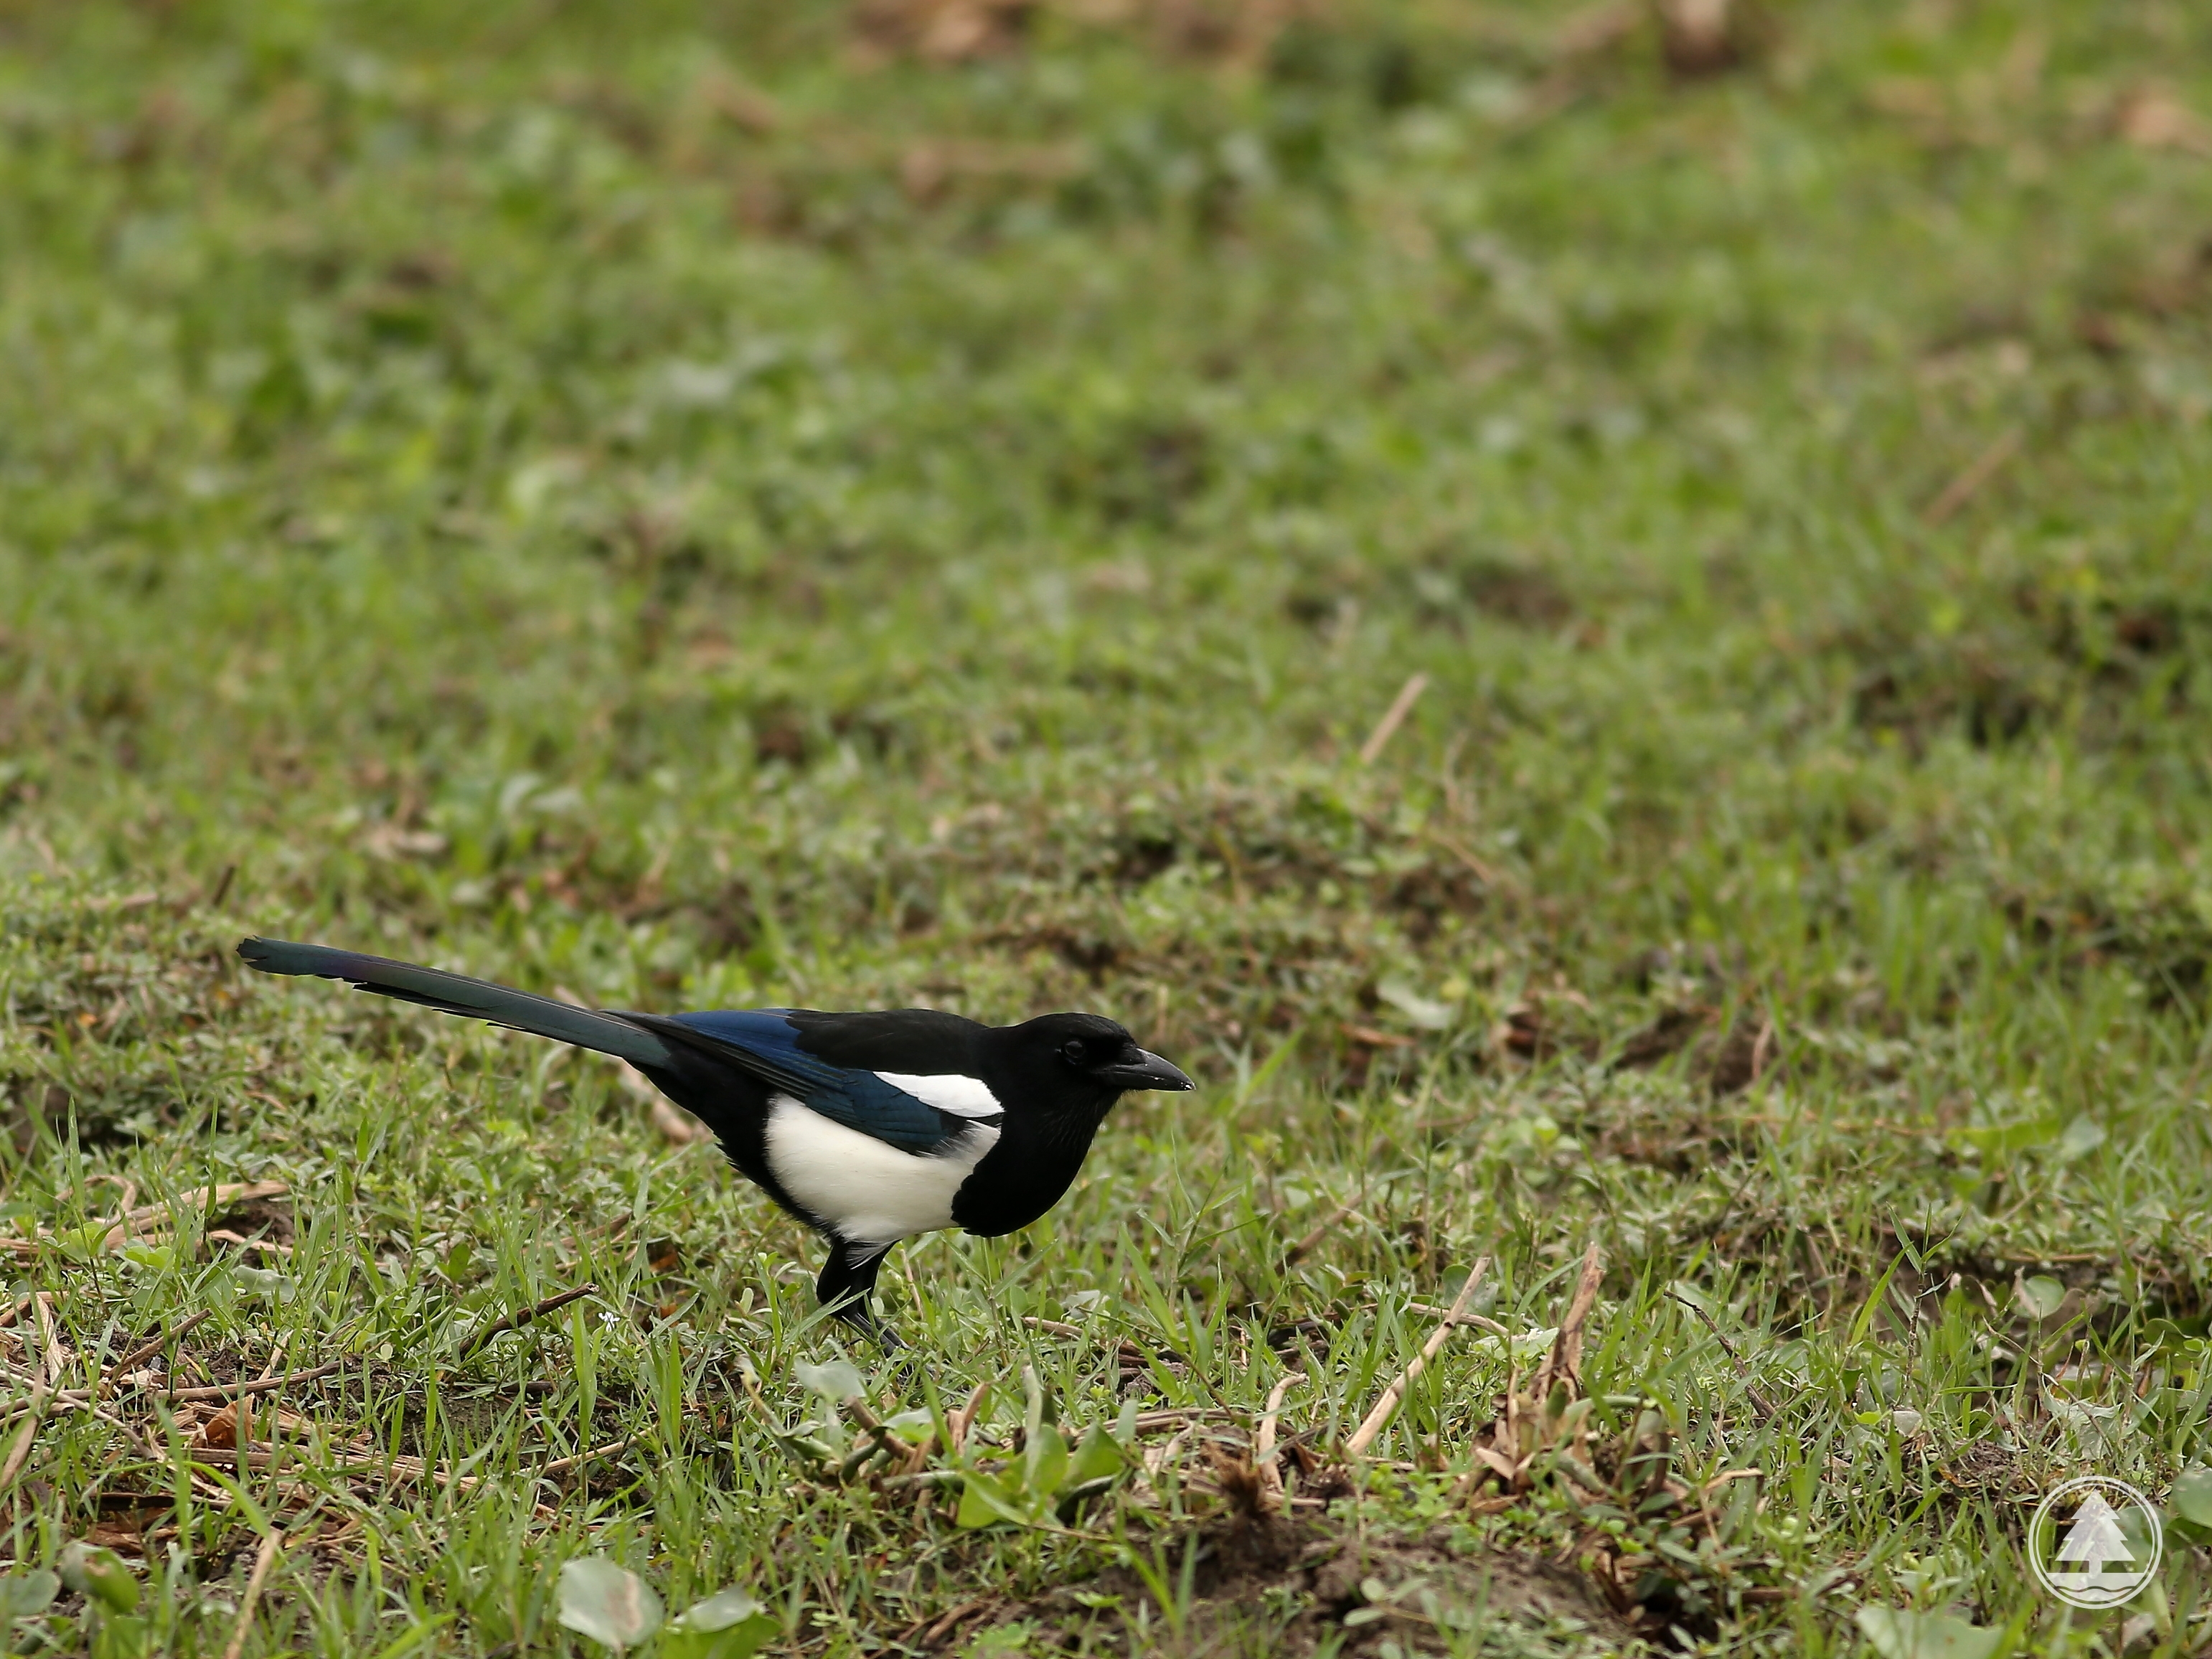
[816,1240,902,1349]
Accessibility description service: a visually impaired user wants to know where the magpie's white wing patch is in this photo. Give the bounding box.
[873,1071,1002,1119]
[764,1094,999,1246]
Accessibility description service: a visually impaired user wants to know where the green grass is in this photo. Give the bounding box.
[4,0,2212,1652]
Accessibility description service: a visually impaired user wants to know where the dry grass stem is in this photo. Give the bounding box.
[220,1528,286,1659]
[454,1282,598,1361]
[1255,1371,1305,1513]
[1922,427,2023,525]
[1358,672,1430,765]
[1533,1244,1605,1401]
[1346,1258,1491,1456]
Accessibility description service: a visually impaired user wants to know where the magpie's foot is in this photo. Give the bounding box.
[830,1300,904,1351]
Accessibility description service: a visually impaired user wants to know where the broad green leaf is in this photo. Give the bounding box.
[2170,1465,2212,1534]
[2054,1114,2107,1162]
[233,1264,296,1303]
[1068,1421,1125,1486]
[794,1359,863,1404]
[1376,979,1453,1029]
[557,1559,664,1651]
[55,1222,112,1260]
[59,1543,138,1615]
[2017,1276,2066,1320]
[662,1588,778,1659]
[955,1471,1035,1530]
[0,1570,58,1622]
[1021,1366,1055,1438]
[669,1589,767,1632]
[1025,1421,1068,1498]
[1855,1607,2000,1659]
[119,1242,176,1272]
[1114,1399,1139,1443]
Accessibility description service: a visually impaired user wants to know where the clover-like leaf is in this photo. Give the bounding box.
[232,1264,297,1304]
[1377,979,1454,1030]
[2053,1114,2107,1162]
[661,1587,778,1659]
[55,1222,113,1261]
[2017,1276,2066,1321]
[557,1559,663,1651]
[794,1359,864,1406]
[58,1544,138,1615]
[1855,1607,2000,1659]
[0,1569,58,1622]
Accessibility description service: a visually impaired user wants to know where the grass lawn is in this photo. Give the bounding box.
[4,0,2212,1652]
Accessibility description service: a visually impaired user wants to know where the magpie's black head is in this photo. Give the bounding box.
[992,1012,1194,1112]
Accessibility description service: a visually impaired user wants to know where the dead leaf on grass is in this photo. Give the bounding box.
[2113,84,2212,157]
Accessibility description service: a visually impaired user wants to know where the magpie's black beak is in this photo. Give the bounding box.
[1096,1049,1195,1092]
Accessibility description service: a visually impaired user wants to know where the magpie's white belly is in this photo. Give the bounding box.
[763,1093,999,1245]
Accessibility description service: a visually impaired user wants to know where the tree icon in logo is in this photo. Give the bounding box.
[2030,1477,2161,1610]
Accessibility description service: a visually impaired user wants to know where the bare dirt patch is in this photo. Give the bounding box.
[972,1514,1634,1655]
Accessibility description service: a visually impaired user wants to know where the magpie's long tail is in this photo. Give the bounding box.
[237,937,672,1069]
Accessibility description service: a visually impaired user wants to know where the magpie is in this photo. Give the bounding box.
[235,937,1192,1343]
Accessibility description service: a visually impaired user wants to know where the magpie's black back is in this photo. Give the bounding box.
[237,936,1193,1343]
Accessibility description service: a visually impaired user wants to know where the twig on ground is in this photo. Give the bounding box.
[1533,1243,1605,1401]
[1922,427,2023,525]
[454,1282,597,1362]
[1256,1371,1306,1513]
[1360,671,1431,765]
[842,1396,920,1460]
[255,1336,290,1386]
[220,1528,285,1659]
[100,1181,289,1251]
[0,1381,46,1489]
[65,1395,160,1456]
[32,1294,65,1390]
[1402,1302,1512,1339]
[1286,1200,1363,1265]
[908,1597,997,1650]
[144,1363,342,1406]
[1422,827,1521,897]
[185,1444,479,1493]
[1669,1292,1779,1423]
[108,1310,215,1381]
[1346,1258,1492,1456]
[540,1436,636,1478]
[1129,1408,1238,1432]
[946,1381,989,1455]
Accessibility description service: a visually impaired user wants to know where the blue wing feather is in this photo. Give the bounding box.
[670,1010,964,1154]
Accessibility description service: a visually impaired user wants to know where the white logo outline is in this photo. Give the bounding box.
[2028,1476,2162,1609]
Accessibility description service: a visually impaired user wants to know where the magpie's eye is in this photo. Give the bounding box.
[1060,1039,1088,1066]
